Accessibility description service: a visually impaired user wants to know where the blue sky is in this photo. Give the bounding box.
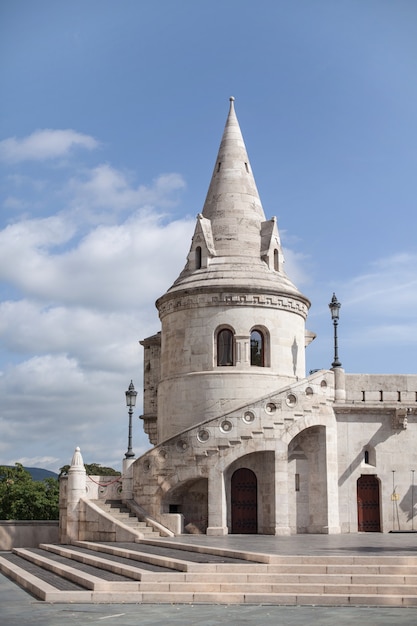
[1,0,416,473]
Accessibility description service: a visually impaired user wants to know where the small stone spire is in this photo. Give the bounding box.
[65,446,87,542]
[201,97,266,256]
[69,446,84,469]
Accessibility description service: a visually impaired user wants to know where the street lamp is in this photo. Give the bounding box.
[328,293,342,368]
[125,380,137,459]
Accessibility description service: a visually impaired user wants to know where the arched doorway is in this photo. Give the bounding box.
[231,468,258,533]
[357,475,381,532]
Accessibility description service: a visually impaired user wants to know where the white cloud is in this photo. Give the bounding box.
[3,196,27,210]
[0,129,99,163]
[282,247,311,287]
[69,165,186,217]
[344,253,417,318]
[0,212,193,309]
[14,456,60,469]
[0,137,193,471]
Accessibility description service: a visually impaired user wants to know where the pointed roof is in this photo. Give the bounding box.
[159,98,309,308]
[202,97,265,256]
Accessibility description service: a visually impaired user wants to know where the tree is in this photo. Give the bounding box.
[0,464,59,520]
[59,463,121,477]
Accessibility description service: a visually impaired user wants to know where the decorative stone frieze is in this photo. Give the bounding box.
[157,291,309,319]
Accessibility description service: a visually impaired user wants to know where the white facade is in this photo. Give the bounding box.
[134,99,417,535]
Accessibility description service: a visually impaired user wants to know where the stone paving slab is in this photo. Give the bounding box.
[152,532,417,557]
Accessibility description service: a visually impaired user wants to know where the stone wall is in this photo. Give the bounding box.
[0,521,59,550]
[336,406,416,533]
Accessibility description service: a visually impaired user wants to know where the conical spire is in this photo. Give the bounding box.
[202,97,265,256]
[161,97,308,304]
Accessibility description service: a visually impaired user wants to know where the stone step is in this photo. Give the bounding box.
[1,541,417,607]
[42,544,417,586]
[268,554,417,566]
[93,500,161,537]
[11,547,140,591]
[6,547,417,598]
[77,539,417,576]
[39,544,168,579]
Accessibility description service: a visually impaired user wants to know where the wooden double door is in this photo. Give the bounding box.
[357,475,381,532]
[231,468,258,534]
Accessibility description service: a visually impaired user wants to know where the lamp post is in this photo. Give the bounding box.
[125,380,137,459]
[328,293,342,368]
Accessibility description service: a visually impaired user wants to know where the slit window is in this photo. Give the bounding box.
[274,249,279,271]
[195,246,202,270]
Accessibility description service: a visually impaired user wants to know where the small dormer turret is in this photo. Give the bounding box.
[260,217,284,271]
[183,214,216,272]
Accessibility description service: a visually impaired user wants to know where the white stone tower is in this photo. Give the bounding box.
[141,98,312,444]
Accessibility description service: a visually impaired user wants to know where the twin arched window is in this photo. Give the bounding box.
[216,327,266,367]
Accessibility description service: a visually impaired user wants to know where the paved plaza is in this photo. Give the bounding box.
[1,533,417,625]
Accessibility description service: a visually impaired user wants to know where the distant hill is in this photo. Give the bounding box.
[26,467,59,481]
[1,466,59,481]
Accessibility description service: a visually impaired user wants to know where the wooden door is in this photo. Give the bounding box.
[357,475,381,532]
[231,468,258,534]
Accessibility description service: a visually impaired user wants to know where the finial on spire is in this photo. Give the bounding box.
[70,445,84,468]
[229,96,235,101]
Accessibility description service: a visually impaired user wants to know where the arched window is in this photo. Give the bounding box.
[217,329,234,366]
[274,249,279,271]
[363,446,376,466]
[195,246,202,270]
[250,329,264,367]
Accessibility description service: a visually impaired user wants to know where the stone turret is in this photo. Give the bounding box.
[142,98,312,443]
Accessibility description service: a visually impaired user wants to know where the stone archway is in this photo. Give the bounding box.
[163,478,208,533]
[287,426,329,534]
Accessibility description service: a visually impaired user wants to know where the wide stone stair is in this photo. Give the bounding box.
[1,538,417,606]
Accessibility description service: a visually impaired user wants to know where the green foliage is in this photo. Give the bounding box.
[59,463,121,477]
[0,463,59,520]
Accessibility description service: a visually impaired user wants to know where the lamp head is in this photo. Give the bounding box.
[125,380,137,408]
[329,293,341,321]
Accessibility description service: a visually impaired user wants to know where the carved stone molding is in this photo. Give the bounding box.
[392,407,413,430]
[158,291,309,319]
